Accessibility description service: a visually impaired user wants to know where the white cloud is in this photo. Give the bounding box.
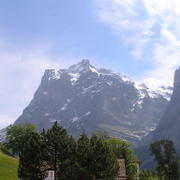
[94,0,180,88]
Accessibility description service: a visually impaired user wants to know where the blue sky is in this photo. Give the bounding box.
[1,0,180,128]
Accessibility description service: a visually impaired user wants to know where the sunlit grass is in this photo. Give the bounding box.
[0,152,18,180]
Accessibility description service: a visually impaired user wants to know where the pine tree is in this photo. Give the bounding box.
[58,136,79,180]
[18,131,46,180]
[43,121,70,180]
[88,135,119,180]
[76,133,119,180]
[76,133,91,180]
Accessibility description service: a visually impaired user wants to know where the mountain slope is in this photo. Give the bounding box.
[14,60,171,145]
[151,67,180,148]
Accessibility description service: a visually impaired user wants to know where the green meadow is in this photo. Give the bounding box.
[0,152,18,180]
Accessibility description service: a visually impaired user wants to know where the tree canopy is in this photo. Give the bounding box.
[18,131,46,180]
[106,137,138,180]
[6,124,37,155]
[151,139,179,180]
[6,123,126,180]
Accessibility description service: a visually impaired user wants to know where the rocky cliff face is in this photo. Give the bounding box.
[151,67,180,148]
[13,60,171,145]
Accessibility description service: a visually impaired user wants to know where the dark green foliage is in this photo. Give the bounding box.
[18,131,46,180]
[43,121,70,180]
[134,145,153,169]
[8,122,132,180]
[57,136,79,180]
[94,130,109,140]
[6,124,37,155]
[140,168,159,180]
[106,137,137,180]
[88,135,119,180]
[76,133,119,180]
[59,159,80,180]
[151,139,179,180]
[76,133,91,180]
[0,142,13,157]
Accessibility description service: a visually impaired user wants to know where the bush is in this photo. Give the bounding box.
[0,142,13,157]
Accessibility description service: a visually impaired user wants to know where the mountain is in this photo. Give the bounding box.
[0,128,7,142]
[150,67,180,148]
[13,60,171,145]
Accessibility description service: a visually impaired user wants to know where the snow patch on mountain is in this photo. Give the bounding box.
[48,70,61,80]
[89,66,101,76]
[43,91,48,95]
[50,119,61,123]
[121,75,132,82]
[134,82,172,101]
[106,81,113,86]
[72,116,80,123]
[84,111,91,116]
[45,60,172,102]
[69,73,80,85]
[60,103,68,111]
[44,113,50,117]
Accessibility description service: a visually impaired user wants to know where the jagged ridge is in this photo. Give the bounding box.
[10,60,172,145]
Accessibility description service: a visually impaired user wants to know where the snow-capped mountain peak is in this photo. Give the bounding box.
[43,69,61,80]
[12,60,172,145]
[68,59,92,73]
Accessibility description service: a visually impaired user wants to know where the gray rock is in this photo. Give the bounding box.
[150,67,180,148]
[13,60,171,145]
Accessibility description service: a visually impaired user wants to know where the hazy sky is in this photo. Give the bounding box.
[1,0,180,128]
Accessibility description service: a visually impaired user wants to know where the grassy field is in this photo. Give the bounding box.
[0,152,18,180]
